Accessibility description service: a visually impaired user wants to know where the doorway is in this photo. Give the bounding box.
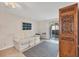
[50,23,59,40]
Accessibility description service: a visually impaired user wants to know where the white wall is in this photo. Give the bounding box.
[37,20,50,39]
[0,13,38,50]
[37,18,59,39]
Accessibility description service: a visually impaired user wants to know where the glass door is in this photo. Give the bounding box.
[50,23,59,40]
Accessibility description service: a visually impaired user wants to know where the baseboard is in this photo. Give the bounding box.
[0,45,14,50]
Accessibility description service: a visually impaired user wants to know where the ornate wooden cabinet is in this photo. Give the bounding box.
[59,3,78,57]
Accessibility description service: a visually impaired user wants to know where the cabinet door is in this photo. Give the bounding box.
[59,3,78,57]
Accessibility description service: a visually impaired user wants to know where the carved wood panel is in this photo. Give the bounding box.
[59,3,78,57]
[61,15,74,34]
[60,40,75,56]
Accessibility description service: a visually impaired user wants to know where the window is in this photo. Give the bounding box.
[22,23,32,30]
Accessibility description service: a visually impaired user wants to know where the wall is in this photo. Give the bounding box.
[0,13,38,50]
[37,18,59,39]
[37,20,50,39]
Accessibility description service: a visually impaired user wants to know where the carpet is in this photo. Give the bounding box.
[23,41,58,57]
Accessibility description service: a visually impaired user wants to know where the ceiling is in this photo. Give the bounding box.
[0,2,76,20]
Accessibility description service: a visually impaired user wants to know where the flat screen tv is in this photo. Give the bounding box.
[22,22,32,30]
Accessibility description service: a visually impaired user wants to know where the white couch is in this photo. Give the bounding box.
[13,35,40,52]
